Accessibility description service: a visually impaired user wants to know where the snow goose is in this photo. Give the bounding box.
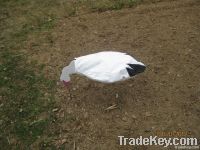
[60,51,146,85]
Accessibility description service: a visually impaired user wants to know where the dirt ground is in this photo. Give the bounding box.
[28,0,200,149]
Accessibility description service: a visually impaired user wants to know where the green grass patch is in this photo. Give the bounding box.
[0,49,56,148]
[0,0,59,147]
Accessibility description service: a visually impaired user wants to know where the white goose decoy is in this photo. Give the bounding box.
[60,51,146,84]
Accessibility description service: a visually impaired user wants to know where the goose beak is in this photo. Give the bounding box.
[62,80,70,86]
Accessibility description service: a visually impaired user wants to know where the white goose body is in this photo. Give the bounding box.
[60,51,146,84]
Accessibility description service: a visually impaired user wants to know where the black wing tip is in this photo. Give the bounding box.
[126,64,146,77]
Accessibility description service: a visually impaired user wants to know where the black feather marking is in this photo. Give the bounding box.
[126,67,136,76]
[126,64,146,77]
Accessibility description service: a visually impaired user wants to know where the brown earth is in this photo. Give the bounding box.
[28,0,200,149]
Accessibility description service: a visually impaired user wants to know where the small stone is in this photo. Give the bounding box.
[73,87,76,91]
[115,93,119,99]
[48,18,52,21]
[132,114,137,119]
[145,112,152,117]
[129,84,133,87]
[52,108,59,112]
[122,117,127,121]
[0,103,3,108]
[187,85,194,88]
[61,139,67,145]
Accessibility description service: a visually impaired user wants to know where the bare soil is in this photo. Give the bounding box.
[28,0,200,149]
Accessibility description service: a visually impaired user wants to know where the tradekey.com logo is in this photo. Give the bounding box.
[118,136,199,149]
